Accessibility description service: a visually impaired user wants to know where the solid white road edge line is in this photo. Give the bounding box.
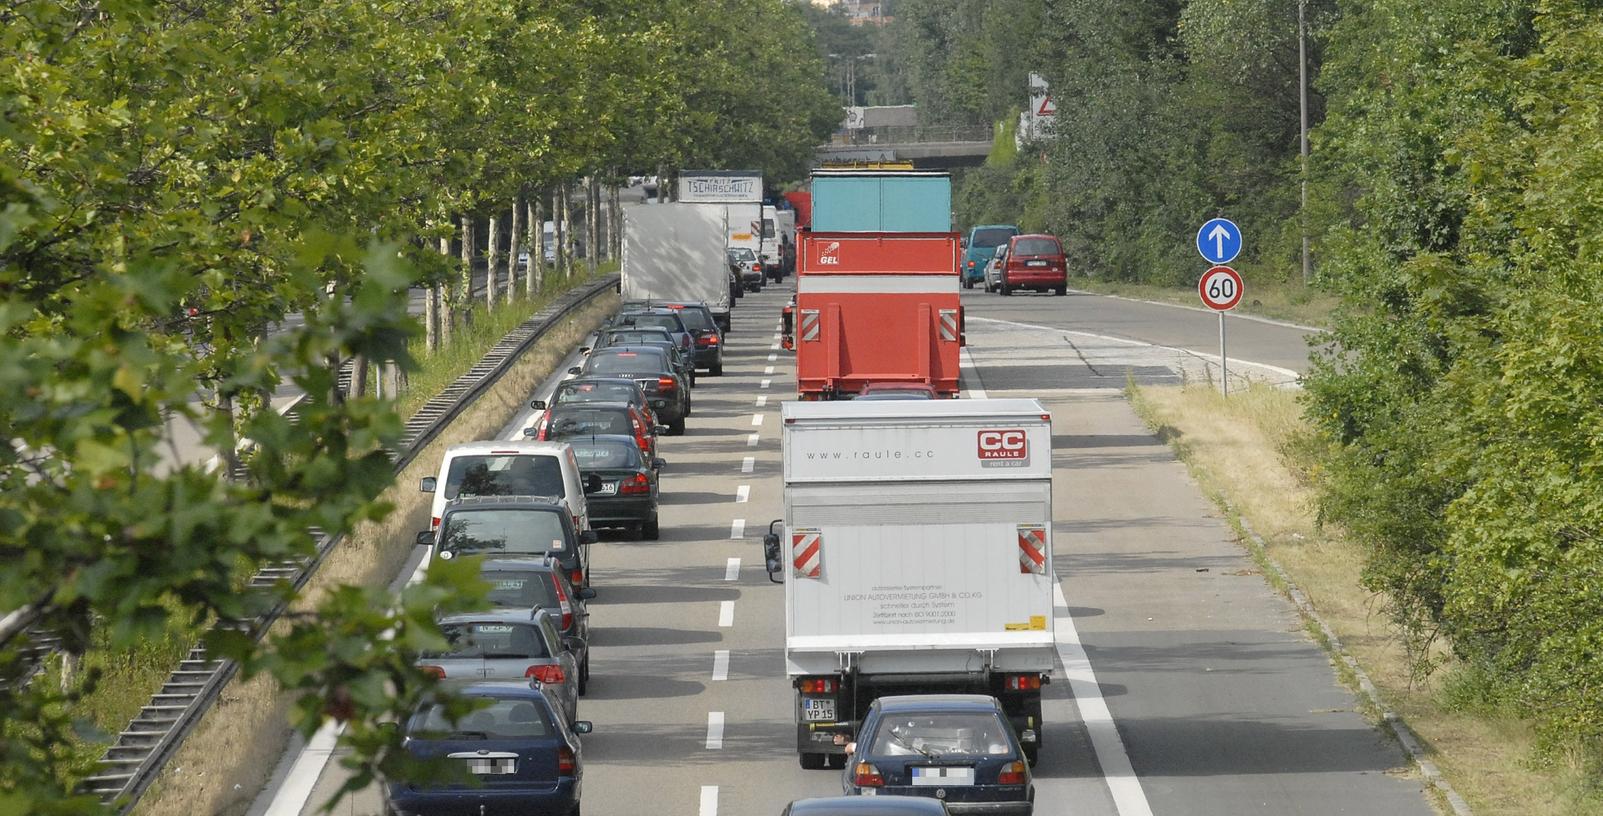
[700,785,718,816]
[712,650,730,682]
[735,485,750,503]
[967,315,1301,381]
[1053,580,1155,816]
[718,600,735,627]
[706,712,725,749]
[741,456,755,474]
[1066,287,1326,333]
[724,558,741,580]
[959,348,988,399]
[730,519,745,539]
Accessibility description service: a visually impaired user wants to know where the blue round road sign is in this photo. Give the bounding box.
[1196,218,1243,265]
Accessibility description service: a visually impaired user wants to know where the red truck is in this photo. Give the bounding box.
[787,232,963,399]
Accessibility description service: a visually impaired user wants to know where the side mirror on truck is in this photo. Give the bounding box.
[763,519,784,584]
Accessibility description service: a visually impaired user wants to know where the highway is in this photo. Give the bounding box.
[251,282,1433,816]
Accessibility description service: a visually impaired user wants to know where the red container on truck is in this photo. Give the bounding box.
[782,191,812,230]
[791,232,963,399]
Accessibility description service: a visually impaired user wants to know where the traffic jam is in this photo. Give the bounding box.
[389,168,1060,816]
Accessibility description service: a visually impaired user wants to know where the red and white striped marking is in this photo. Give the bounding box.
[792,528,822,578]
[1018,524,1048,575]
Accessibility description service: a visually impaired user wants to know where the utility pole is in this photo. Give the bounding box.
[1299,0,1311,285]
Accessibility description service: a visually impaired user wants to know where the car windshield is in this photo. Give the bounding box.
[762,218,775,238]
[586,350,666,375]
[438,509,569,558]
[444,454,564,500]
[411,697,553,739]
[667,307,714,331]
[1012,237,1061,256]
[617,314,684,334]
[570,440,642,470]
[425,622,550,660]
[868,712,1015,758]
[554,381,638,404]
[482,570,560,610]
[727,248,756,262]
[972,227,1016,248]
[547,409,632,438]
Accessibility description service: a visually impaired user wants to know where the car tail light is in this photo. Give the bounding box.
[1005,674,1043,691]
[419,665,445,679]
[697,334,719,346]
[558,744,576,775]
[967,260,975,268]
[552,576,573,630]
[998,760,1028,785]
[569,568,584,587]
[527,664,567,684]
[853,762,884,787]
[620,472,651,495]
[657,376,677,392]
[754,261,764,271]
[799,677,836,694]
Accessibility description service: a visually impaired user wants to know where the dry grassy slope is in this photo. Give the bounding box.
[134,291,617,816]
[1130,382,1595,816]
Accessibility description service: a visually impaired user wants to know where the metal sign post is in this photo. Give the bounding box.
[1198,264,1244,396]
[1219,311,1228,397]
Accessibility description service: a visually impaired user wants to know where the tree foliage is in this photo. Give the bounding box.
[0,0,834,811]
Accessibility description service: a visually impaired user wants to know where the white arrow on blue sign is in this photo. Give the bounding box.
[1196,217,1243,265]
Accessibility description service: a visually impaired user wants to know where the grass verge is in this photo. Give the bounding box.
[1128,381,1602,816]
[130,284,619,816]
[1075,276,1338,329]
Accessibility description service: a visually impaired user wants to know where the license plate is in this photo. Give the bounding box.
[801,698,835,722]
[1026,259,1049,267]
[595,482,617,496]
[911,766,974,786]
[463,758,517,775]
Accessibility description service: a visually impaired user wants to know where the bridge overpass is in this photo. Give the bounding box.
[816,124,993,169]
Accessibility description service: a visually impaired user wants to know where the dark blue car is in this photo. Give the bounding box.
[385,683,591,816]
[841,695,1033,815]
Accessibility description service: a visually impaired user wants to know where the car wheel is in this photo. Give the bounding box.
[569,804,581,816]
[1056,285,1068,296]
[643,515,660,540]
[1001,283,1012,296]
[669,416,686,435]
[710,362,723,376]
[799,752,826,770]
[962,277,971,289]
[578,660,588,695]
[1026,744,1040,767]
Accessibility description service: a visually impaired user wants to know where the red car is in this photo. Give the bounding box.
[996,234,1067,296]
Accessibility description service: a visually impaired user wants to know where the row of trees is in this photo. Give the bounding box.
[0,0,837,810]
[861,0,1603,769]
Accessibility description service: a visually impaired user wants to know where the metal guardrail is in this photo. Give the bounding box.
[77,274,620,813]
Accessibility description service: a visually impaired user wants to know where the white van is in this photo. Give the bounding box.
[421,441,593,533]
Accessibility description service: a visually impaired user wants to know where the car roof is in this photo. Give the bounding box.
[443,495,566,512]
[786,797,948,815]
[436,608,548,626]
[550,400,633,413]
[565,433,641,447]
[875,693,1004,713]
[444,440,571,456]
[590,344,668,356]
[561,376,645,391]
[603,325,672,334]
[1012,233,1059,241]
[970,224,1019,231]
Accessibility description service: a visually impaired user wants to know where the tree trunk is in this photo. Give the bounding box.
[486,213,499,310]
[588,175,601,271]
[531,195,545,295]
[555,187,569,278]
[459,215,474,327]
[437,235,452,349]
[351,355,369,398]
[424,280,439,354]
[610,183,622,260]
[508,197,522,303]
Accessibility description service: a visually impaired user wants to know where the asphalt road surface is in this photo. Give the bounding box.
[253,284,1432,816]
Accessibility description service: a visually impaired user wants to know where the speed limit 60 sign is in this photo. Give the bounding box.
[1199,266,1244,311]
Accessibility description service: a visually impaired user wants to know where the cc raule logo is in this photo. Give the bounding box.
[977,429,1029,466]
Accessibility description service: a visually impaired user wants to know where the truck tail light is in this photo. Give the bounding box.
[527,664,567,684]
[998,760,1028,785]
[1005,674,1043,691]
[657,376,677,392]
[558,744,576,775]
[430,517,440,529]
[620,472,651,495]
[419,665,445,679]
[853,762,885,787]
[799,677,836,694]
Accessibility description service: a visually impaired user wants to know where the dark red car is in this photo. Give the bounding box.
[997,234,1067,296]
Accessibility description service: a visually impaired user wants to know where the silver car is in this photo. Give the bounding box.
[419,609,582,725]
[983,244,1009,292]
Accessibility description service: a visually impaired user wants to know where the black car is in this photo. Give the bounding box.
[841,695,1034,815]
[652,302,724,375]
[475,557,595,693]
[567,433,663,540]
[533,400,661,461]
[419,496,598,589]
[610,308,695,356]
[590,326,696,388]
[538,376,657,426]
[569,346,689,434]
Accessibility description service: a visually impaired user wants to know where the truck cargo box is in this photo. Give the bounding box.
[809,170,952,232]
[621,204,732,323]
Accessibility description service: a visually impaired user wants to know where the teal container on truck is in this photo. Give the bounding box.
[960,224,1020,287]
[809,170,952,232]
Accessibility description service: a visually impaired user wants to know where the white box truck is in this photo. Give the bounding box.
[621,203,733,331]
[762,399,1055,769]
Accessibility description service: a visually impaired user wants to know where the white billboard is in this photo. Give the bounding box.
[677,172,762,203]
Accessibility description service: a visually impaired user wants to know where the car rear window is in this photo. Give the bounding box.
[570,441,642,469]
[617,314,683,333]
[445,454,564,500]
[427,622,550,660]
[868,712,1015,758]
[412,697,553,739]
[439,509,569,559]
[547,409,632,438]
[603,330,671,346]
[667,308,714,331]
[586,350,665,375]
[972,227,1016,248]
[482,570,560,610]
[726,248,756,262]
[555,381,638,404]
[1012,237,1061,256]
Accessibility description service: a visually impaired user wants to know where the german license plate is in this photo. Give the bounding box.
[595,482,617,496]
[1026,259,1048,267]
[911,766,974,786]
[464,757,517,775]
[801,698,835,722]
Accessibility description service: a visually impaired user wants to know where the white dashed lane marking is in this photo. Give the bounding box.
[755,395,768,407]
[712,650,730,681]
[724,557,741,580]
[747,433,760,447]
[700,786,718,816]
[751,413,763,426]
[741,456,755,474]
[729,519,745,539]
[764,366,775,375]
[760,379,771,389]
[735,485,750,503]
[718,601,735,627]
[706,712,725,749]
[768,353,777,362]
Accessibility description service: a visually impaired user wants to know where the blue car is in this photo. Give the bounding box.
[960,225,1019,288]
[385,683,591,816]
[841,695,1033,815]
